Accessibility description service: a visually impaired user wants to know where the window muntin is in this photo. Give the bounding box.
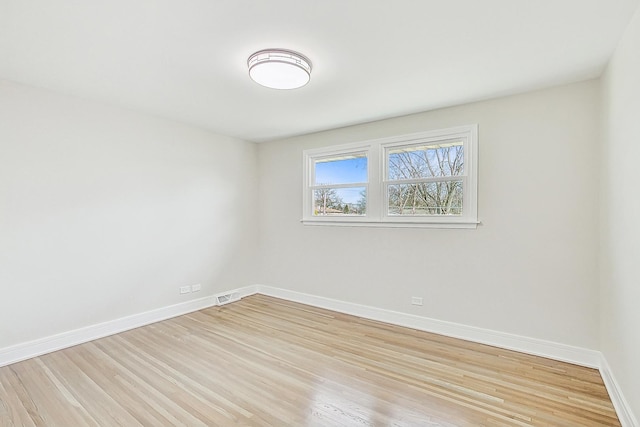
[302,125,477,228]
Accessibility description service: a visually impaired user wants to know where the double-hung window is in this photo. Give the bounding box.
[303,125,478,228]
[308,149,369,217]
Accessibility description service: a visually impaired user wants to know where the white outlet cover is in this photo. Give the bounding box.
[192,284,202,292]
[411,297,423,306]
[180,286,191,294]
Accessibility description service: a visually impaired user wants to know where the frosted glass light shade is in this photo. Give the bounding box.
[248,49,312,90]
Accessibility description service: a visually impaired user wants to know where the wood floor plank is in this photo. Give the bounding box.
[0,294,620,426]
[0,369,37,427]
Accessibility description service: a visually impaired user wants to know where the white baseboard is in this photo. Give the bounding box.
[256,285,601,368]
[600,355,639,427]
[1,283,635,426]
[0,283,599,369]
[0,285,259,368]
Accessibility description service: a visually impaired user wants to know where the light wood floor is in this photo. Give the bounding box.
[0,294,620,426]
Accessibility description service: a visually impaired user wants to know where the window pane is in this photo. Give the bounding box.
[313,187,366,216]
[388,181,462,215]
[314,154,367,185]
[388,141,463,180]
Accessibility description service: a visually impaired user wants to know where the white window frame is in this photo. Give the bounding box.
[302,124,478,229]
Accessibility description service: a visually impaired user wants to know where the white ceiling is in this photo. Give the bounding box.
[1,1,638,142]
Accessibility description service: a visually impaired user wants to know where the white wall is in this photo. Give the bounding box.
[0,80,258,349]
[258,80,601,349]
[601,4,640,420]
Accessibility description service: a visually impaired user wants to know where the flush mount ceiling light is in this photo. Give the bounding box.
[248,49,312,90]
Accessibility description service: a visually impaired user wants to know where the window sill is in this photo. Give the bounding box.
[301,219,480,229]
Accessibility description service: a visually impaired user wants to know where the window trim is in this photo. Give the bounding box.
[302,125,479,228]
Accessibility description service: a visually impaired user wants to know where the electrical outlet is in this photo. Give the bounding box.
[179,286,191,294]
[192,283,202,292]
[411,296,423,306]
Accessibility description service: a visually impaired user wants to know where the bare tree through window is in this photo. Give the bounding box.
[388,141,464,215]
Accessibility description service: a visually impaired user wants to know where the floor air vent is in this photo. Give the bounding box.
[216,292,240,306]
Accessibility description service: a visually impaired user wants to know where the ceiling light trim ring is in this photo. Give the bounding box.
[248,48,312,90]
